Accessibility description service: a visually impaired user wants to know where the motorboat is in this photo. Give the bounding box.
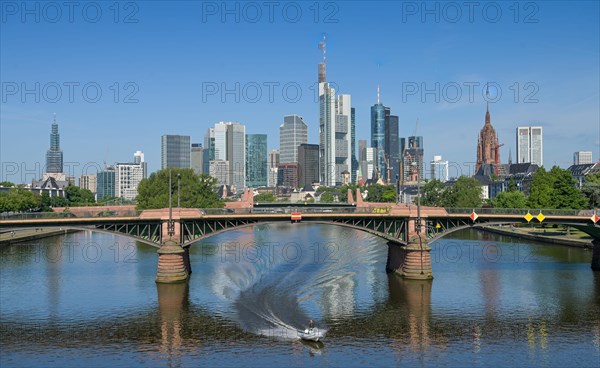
[298,327,323,342]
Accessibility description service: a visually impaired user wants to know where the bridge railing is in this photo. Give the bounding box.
[0,210,144,220]
[444,208,589,216]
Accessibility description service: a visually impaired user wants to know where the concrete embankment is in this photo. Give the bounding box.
[479,226,593,248]
[0,228,79,246]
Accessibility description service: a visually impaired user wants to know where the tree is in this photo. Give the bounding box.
[490,190,528,208]
[0,181,14,187]
[442,176,482,208]
[582,173,600,208]
[65,185,95,206]
[365,184,396,202]
[319,191,335,203]
[527,167,555,208]
[0,188,40,212]
[136,168,224,210]
[528,166,587,209]
[421,179,446,206]
[254,193,276,202]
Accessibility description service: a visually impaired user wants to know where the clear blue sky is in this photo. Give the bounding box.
[1,1,599,183]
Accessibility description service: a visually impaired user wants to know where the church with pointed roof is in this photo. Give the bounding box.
[475,90,501,174]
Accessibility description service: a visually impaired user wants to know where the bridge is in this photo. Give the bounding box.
[1,189,599,283]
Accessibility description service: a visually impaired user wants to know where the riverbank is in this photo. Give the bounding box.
[479,225,594,248]
[0,228,79,246]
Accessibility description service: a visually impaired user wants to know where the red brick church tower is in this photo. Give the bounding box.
[476,86,500,173]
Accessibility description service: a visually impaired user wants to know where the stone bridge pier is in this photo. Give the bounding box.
[386,217,433,280]
[141,209,196,284]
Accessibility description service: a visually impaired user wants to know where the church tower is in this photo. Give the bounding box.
[475,85,500,173]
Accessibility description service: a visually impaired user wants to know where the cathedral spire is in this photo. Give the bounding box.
[485,83,491,125]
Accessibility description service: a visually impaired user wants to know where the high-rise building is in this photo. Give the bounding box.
[161,135,191,169]
[280,115,308,164]
[401,136,424,182]
[298,144,319,188]
[246,134,268,188]
[574,151,593,165]
[191,143,204,175]
[133,150,147,179]
[209,160,229,185]
[115,162,144,201]
[318,34,352,186]
[350,107,358,183]
[385,109,400,183]
[476,97,500,173]
[45,114,64,177]
[203,128,215,174]
[277,163,299,188]
[430,155,449,182]
[210,122,246,191]
[371,99,386,180]
[97,165,115,200]
[516,126,543,167]
[79,174,97,193]
[268,149,280,187]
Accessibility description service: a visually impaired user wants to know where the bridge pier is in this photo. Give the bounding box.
[386,237,433,280]
[156,239,189,283]
[592,240,600,272]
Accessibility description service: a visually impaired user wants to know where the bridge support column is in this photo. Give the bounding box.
[156,240,189,283]
[592,240,600,272]
[387,238,433,280]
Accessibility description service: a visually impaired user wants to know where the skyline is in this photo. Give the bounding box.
[1,1,599,183]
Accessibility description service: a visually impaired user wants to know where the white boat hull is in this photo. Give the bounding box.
[298,328,323,342]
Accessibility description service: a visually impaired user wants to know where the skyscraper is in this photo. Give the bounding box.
[210,122,246,191]
[574,151,593,165]
[268,149,280,187]
[516,126,543,166]
[476,97,500,173]
[246,134,268,188]
[45,114,63,176]
[133,150,147,179]
[318,34,352,186]
[191,143,204,175]
[280,115,308,164]
[430,155,449,182]
[97,165,115,200]
[371,95,386,180]
[298,143,319,188]
[161,135,191,169]
[401,136,424,182]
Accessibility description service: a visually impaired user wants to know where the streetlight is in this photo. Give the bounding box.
[177,173,181,208]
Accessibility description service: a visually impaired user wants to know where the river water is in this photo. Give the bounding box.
[1,224,598,367]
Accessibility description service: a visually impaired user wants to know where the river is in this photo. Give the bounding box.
[1,224,598,367]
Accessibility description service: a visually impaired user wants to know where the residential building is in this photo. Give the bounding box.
[161,135,191,169]
[246,134,268,188]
